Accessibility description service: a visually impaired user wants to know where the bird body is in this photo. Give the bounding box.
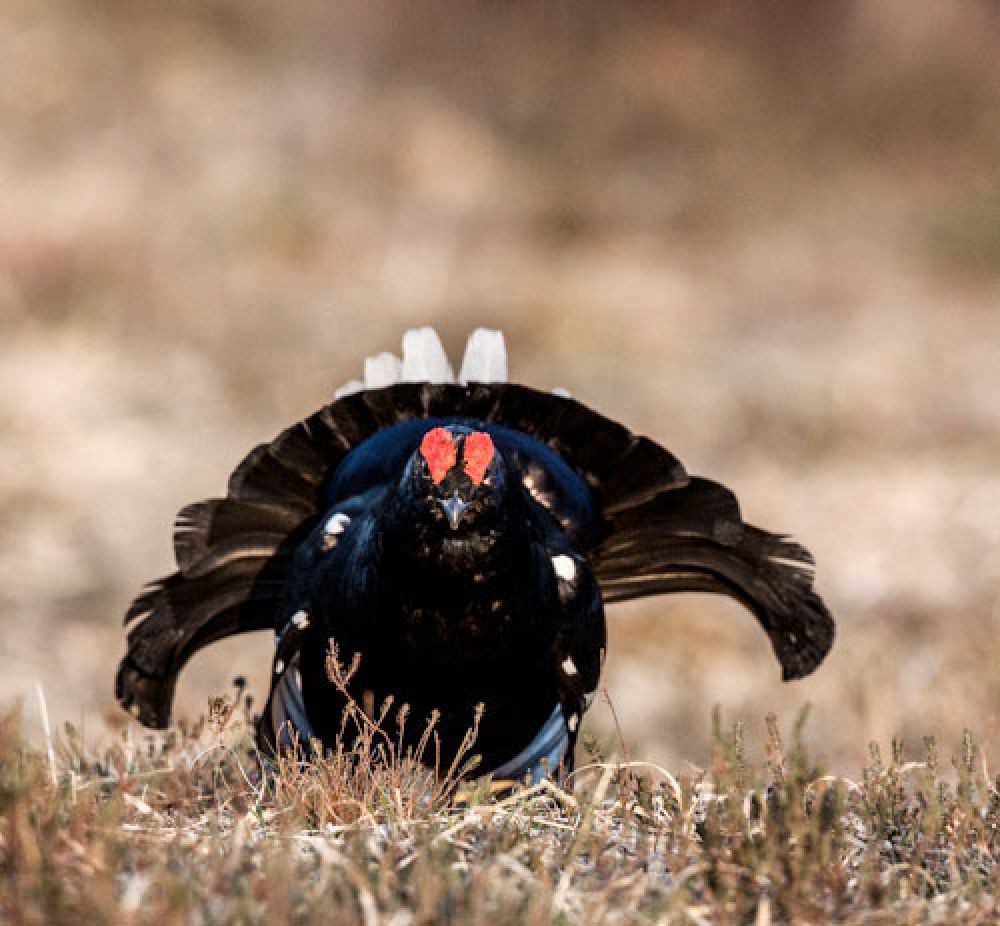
[265,415,606,778]
[117,328,834,781]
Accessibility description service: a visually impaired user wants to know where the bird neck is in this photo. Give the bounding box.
[387,491,533,578]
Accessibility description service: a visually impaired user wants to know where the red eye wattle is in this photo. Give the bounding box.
[420,428,457,484]
[463,431,494,486]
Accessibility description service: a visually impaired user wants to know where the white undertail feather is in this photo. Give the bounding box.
[334,326,510,395]
[401,327,455,383]
[364,352,403,389]
[334,379,364,399]
[459,328,507,384]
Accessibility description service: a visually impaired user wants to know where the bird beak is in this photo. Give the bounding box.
[439,493,469,530]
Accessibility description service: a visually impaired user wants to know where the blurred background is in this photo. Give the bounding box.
[2,0,998,773]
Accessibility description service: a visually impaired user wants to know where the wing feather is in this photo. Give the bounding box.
[118,378,833,730]
[590,479,834,679]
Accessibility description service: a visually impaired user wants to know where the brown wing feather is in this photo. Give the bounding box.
[117,382,831,729]
[589,478,834,679]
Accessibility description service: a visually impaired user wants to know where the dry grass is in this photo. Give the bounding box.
[2,2,1000,918]
[4,698,1000,924]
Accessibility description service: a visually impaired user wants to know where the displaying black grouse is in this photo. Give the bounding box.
[117,328,834,782]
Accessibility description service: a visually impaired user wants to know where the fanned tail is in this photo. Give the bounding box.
[589,478,834,679]
[118,324,834,730]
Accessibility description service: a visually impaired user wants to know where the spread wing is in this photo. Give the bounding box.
[117,381,832,728]
[588,477,834,680]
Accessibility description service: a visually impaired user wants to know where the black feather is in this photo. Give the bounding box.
[118,562,288,727]
[118,377,834,742]
[174,499,301,577]
[590,479,833,679]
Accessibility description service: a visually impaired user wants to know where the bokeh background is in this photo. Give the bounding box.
[2,0,999,774]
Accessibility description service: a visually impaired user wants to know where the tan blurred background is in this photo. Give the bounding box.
[2,0,999,773]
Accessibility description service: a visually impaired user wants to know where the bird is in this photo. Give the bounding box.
[116,327,834,783]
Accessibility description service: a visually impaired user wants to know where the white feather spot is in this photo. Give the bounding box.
[401,327,454,383]
[567,714,579,732]
[324,512,351,536]
[291,609,310,630]
[561,657,578,677]
[364,351,402,389]
[274,659,285,676]
[334,379,364,399]
[552,554,577,582]
[552,387,572,398]
[459,328,507,384]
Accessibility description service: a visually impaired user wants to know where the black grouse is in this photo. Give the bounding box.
[117,328,834,782]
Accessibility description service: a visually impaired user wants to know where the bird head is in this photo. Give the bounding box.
[406,426,505,533]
